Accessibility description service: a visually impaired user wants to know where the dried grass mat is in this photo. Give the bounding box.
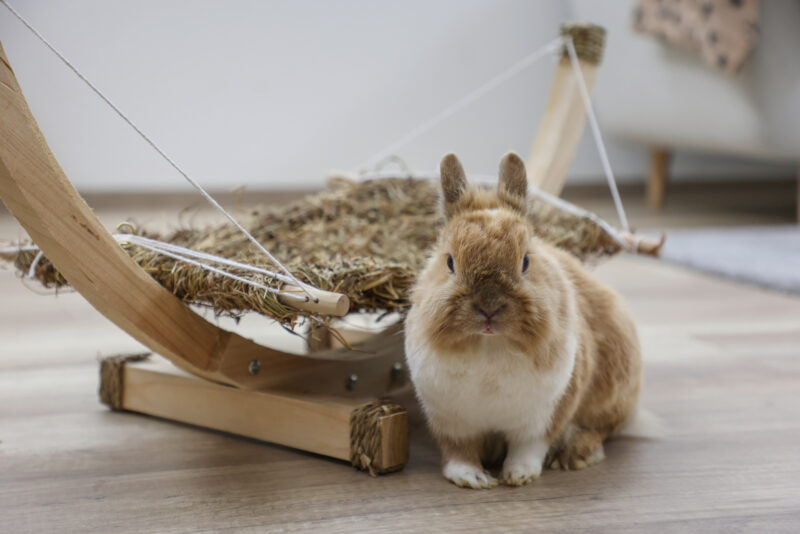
[2,177,636,327]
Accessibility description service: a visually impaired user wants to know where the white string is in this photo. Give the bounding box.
[0,0,317,302]
[0,245,47,277]
[26,250,44,279]
[357,36,564,173]
[118,239,282,295]
[3,236,300,295]
[0,245,39,253]
[354,33,630,232]
[564,37,629,232]
[113,234,317,291]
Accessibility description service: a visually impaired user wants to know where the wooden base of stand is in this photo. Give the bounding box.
[99,354,409,475]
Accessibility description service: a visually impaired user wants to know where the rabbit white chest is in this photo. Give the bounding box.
[404,330,577,440]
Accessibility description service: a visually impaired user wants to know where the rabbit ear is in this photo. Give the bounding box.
[498,152,528,213]
[440,153,467,219]
[498,152,528,199]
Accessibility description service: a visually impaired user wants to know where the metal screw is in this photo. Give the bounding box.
[248,359,261,375]
[391,362,404,381]
[346,373,358,391]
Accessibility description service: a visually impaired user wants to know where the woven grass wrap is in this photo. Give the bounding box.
[3,177,625,326]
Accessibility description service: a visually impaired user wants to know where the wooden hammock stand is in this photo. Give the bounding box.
[0,23,609,474]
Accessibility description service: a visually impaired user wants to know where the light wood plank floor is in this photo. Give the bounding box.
[2,184,799,533]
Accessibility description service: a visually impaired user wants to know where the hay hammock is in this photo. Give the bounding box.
[3,174,660,329]
[0,10,663,474]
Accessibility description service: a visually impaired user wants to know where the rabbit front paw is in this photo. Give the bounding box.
[443,460,498,489]
[501,462,542,486]
[501,436,548,486]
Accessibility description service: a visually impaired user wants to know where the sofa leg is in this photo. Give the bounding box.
[648,148,671,211]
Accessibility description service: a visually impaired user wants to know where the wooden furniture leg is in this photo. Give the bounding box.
[100,354,410,475]
[648,148,671,211]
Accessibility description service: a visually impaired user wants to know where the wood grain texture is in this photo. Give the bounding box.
[526,56,598,196]
[121,358,357,461]
[647,148,671,211]
[379,411,409,471]
[2,195,800,532]
[107,356,409,472]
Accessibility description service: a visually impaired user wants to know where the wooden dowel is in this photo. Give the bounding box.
[278,286,350,316]
[618,231,665,258]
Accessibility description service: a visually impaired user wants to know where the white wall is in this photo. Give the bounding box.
[0,0,793,193]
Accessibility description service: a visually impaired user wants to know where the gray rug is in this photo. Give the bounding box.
[659,225,800,295]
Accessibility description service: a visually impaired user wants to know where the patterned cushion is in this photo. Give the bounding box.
[633,0,760,74]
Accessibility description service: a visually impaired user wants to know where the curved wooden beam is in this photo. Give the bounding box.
[526,23,606,196]
[0,40,403,395]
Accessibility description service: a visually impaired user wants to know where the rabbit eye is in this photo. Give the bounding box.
[446,254,455,273]
[522,254,530,273]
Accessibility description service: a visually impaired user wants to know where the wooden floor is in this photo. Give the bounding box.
[2,183,799,533]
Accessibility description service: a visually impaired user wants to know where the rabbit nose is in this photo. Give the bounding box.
[478,306,502,321]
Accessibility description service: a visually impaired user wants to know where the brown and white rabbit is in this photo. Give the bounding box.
[404,152,642,488]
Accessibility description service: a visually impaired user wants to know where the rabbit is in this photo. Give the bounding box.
[404,152,642,488]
